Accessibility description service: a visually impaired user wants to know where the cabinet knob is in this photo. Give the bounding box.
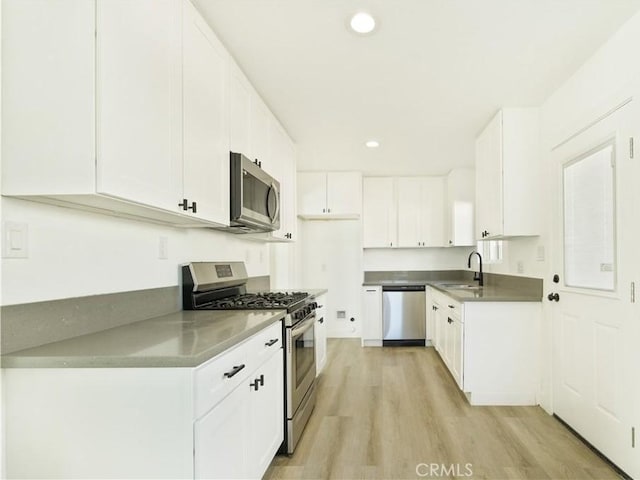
[188,201,197,213]
[323,208,326,213]
[447,317,453,324]
[258,374,264,387]
[178,198,189,211]
[547,292,560,302]
[249,380,260,391]
[328,208,331,213]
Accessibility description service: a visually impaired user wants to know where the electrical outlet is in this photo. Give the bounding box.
[158,236,168,260]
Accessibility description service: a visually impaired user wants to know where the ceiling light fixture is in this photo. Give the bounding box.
[349,12,376,34]
[365,140,380,148]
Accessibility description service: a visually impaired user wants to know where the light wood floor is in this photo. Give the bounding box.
[265,339,621,480]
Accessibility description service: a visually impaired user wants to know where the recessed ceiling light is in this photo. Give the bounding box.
[366,140,380,148]
[349,12,376,34]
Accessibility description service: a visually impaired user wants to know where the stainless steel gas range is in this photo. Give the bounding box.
[181,262,317,455]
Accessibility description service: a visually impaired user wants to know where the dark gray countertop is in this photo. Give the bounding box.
[0,310,285,369]
[362,271,542,303]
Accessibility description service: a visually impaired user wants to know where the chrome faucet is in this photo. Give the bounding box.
[467,251,484,286]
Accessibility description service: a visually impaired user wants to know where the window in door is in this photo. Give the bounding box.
[563,141,616,291]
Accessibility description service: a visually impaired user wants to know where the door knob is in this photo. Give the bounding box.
[547,292,560,302]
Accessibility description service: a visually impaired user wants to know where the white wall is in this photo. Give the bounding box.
[296,220,362,338]
[0,198,270,305]
[363,247,474,272]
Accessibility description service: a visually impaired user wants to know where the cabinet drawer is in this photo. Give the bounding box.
[249,320,283,367]
[444,299,462,319]
[194,341,252,420]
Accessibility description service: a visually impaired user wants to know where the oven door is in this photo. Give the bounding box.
[286,313,316,418]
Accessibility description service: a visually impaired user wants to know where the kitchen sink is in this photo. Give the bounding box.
[439,283,483,290]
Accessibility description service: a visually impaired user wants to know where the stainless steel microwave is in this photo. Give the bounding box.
[228,152,280,233]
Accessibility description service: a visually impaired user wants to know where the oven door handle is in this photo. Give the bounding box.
[290,314,316,338]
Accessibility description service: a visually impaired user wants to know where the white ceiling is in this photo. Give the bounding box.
[195,0,640,175]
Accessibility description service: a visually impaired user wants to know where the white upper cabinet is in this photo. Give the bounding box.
[297,172,362,219]
[250,98,271,169]
[228,61,297,241]
[2,0,298,233]
[182,0,230,225]
[96,0,183,213]
[269,120,297,241]
[475,108,541,239]
[396,177,445,247]
[228,65,252,157]
[446,168,475,247]
[2,0,228,227]
[362,177,397,248]
[363,176,445,248]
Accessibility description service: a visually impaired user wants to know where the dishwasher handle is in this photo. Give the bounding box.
[382,285,425,292]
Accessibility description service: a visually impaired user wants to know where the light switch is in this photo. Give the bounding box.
[158,236,168,260]
[3,222,29,258]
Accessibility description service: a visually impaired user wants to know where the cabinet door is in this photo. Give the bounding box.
[298,173,328,215]
[421,177,445,247]
[96,0,183,212]
[1,0,96,195]
[396,178,423,247]
[434,302,444,354]
[315,296,328,375]
[229,64,252,157]
[250,98,271,168]
[194,382,248,480]
[269,120,295,240]
[363,178,397,248]
[314,304,327,377]
[326,172,362,215]
[475,111,503,238]
[247,351,284,480]
[362,287,383,345]
[182,0,229,225]
[446,169,475,246]
[451,315,464,389]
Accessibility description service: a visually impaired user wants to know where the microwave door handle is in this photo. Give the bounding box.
[268,183,280,224]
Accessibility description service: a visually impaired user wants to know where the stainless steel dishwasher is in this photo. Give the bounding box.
[382,285,426,346]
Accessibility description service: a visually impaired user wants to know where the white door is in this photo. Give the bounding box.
[550,99,639,477]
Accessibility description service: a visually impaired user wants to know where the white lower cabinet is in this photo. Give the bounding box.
[361,286,383,346]
[195,380,248,479]
[428,290,540,405]
[3,320,284,479]
[314,294,328,375]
